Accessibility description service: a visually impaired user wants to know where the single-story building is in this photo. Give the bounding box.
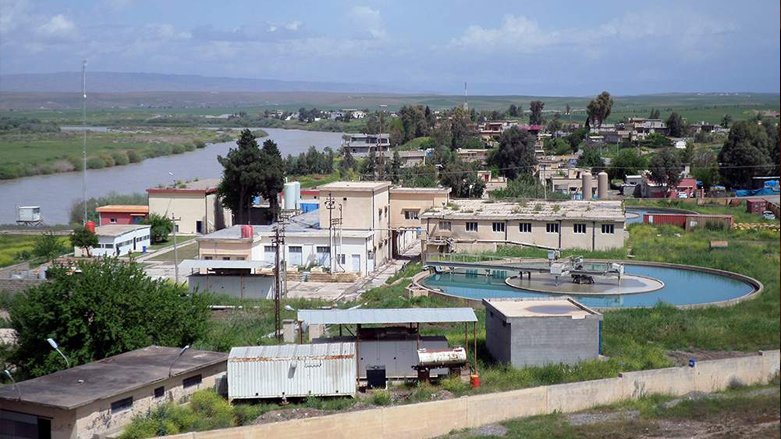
[147,179,232,235]
[74,224,151,257]
[95,205,149,226]
[0,346,227,439]
[483,297,603,368]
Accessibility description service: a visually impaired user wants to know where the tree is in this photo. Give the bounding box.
[566,127,589,152]
[487,127,538,180]
[649,109,661,119]
[565,104,571,117]
[666,112,685,137]
[143,213,173,244]
[649,148,683,196]
[70,226,98,257]
[721,114,733,128]
[718,120,774,189]
[388,150,402,184]
[431,119,453,148]
[586,91,613,128]
[692,146,718,191]
[33,231,65,262]
[217,129,265,224]
[547,113,562,134]
[9,258,210,378]
[361,150,377,180]
[681,141,695,165]
[577,146,606,173]
[508,104,519,117]
[450,107,476,150]
[439,160,485,198]
[529,101,545,125]
[607,148,647,181]
[339,148,356,176]
[259,139,285,215]
[400,163,438,187]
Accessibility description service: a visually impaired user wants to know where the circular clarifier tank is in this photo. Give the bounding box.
[420,263,760,309]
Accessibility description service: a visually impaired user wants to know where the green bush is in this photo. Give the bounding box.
[194,140,207,149]
[100,154,115,167]
[184,143,196,152]
[126,150,142,163]
[171,144,186,154]
[189,390,235,430]
[371,390,392,406]
[86,157,105,169]
[111,151,129,166]
[66,156,84,171]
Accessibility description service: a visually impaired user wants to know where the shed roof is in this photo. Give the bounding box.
[0,346,227,410]
[483,297,600,319]
[95,205,149,214]
[229,342,355,360]
[297,307,478,325]
[318,181,391,192]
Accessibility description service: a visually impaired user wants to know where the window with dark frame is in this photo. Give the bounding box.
[574,223,587,234]
[519,223,532,233]
[546,223,559,233]
[110,397,133,413]
[601,224,615,234]
[492,222,505,233]
[154,386,165,398]
[182,374,202,388]
[466,222,478,232]
[404,210,419,220]
[438,221,451,230]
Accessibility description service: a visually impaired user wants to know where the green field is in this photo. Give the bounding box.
[0,127,243,180]
[0,234,70,268]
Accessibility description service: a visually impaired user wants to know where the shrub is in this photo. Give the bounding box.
[184,142,196,152]
[371,390,392,406]
[100,154,115,167]
[126,150,142,163]
[66,156,84,171]
[171,144,186,154]
[86,157,105,169]
[111,151,129,166]
[194,140,207,149]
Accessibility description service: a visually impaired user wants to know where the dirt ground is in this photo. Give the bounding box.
[666,348,756,367]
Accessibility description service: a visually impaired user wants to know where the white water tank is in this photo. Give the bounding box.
[598,171,609,200]
[582,172,593,200]
[293,181,301,210]
[283,182,297,210]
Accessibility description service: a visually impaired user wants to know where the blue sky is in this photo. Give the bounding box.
[1,0,779,95]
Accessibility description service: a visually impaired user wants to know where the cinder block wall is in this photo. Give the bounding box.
[509,316,601,367]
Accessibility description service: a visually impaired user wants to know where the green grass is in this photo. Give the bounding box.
[626,199,781,224]
[385,262,423,285]
[0,234,70,267]
[398,136,432,151]
[147,235,196,251]
[291,171,343,189]
[145,242,199,262]
[0,127,240,180]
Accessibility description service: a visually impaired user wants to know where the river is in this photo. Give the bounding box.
[0,128,345,225]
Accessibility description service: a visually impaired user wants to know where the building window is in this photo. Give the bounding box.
[222,256,231,261]
[466,222,478,232]
[110,217,117,223]
[338,254,346,265]
[601,224,615,234]
[154,386,165,398]
[111,397,133,413]
[183,374,202,389]
[574,223,587,234]
[203,256,213,260]
[439,221,451,231]
[404,210,419,220]
[492,222,505,233]
[519,223,532,233]
[546,223,559,234]
[378,209,382,219]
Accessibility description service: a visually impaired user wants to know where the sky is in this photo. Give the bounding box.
[0,0,779,95]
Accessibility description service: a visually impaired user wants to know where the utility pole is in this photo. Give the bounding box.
[324,194,336,273]
[82,60,88,225]
[272,212,289,342]
[377,104,387,181]
[171,213,180,284]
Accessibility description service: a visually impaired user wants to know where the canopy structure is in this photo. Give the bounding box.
[297,307,478,325]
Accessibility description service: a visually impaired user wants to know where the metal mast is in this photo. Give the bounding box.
[82,60,88,224]
[463,81,468,111]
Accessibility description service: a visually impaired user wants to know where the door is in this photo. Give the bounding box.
[351,254,361,273]
[264,246,276,264]
[315,246,330,267]
[289,246,303,266]
[196,221,203,234]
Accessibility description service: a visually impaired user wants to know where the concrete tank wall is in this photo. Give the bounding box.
[598,171,609,200]
[582,172,593,200]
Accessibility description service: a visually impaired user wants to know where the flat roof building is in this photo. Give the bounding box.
[74,224,151,257]
[95,205,149,226]
[421,199,626,254]
[483,297,603,368]
[0,346,227,439]
[147,179,232,235]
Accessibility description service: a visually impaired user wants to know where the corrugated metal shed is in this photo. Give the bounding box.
[228,343,356,400]
[297,308,478,325]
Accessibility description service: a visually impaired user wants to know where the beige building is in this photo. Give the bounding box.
[0,346,227,439]
[147,179,232,235]
[420,199,626,254]
[388,187,450,254]
[317,181,392,268]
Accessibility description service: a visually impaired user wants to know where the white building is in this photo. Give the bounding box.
[75,224,151,257]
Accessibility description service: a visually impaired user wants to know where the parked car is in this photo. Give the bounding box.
[762,210,776,220]
[677,193,688,199]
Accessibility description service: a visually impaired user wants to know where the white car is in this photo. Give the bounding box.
[762,211,776,220]
[677,192,688,199]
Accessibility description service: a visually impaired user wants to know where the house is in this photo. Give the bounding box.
[672,139,687,149]
[74,224,151,257]
[483,298,602,368]
[455,148,489,164]
[378,149,430,167]
[388,187,450,255]
[0,346,227,439]
[341,133,390,156]
[420,199,626,254]
[641,177,697,199]
[546,168,598,197]
[147,179,232,235]
[95,205,149,226]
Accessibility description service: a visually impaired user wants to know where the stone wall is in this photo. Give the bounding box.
[158,350,779,439]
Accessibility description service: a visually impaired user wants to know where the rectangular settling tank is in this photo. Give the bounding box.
[228,342,356,400]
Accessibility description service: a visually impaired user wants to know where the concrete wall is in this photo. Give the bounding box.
[0,278,43,294]
[198,240,256,262]
[149,193,231,235]
[156,350,779,439]
[388,191,449,230]
[189,274,274,299]
[506,315,602,367]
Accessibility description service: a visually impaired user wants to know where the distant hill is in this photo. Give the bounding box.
[0,72,413,94]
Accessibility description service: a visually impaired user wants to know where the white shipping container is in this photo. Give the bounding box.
[228,343,356,400]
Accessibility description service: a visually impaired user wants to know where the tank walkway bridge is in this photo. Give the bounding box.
[422,253,624,280]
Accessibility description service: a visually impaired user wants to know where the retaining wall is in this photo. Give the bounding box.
[159,350,779,439]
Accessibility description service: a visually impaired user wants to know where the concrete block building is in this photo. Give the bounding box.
[483,298,603,368]
[420,199,626,254]
[388,187,450,256]
[147,179,232,235]
[74,224,151,257]
[0,346,227,439]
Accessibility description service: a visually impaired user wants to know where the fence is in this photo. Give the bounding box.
[160,350,779,439]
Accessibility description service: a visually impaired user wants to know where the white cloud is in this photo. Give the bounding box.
[36,14,76,38]
[143,23,191,40]
[284,20,301,31]
[348,6,386,39]
[451,15,555,52]
[0,0,30,35]
[267,25,277,32]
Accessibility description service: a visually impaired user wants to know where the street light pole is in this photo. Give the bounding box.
[46,338,70,368]
[171,213,181,284]
[168,345,190,377]
[3,370,22,400]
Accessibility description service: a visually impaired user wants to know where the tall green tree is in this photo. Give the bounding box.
[586,91,613,128]
[649,148,684,196]
[142,213,173,244]
[487,127,538,180]
[566,127,589,152]
[529,101,545,125]
[718,120,775,189]
[388,150,403,184]
[607,148,647,181]
[649,108,661,119]
[721,114,733,128]
[577,146,606,173]
[666,112,685,137]
[547,113,562,134]
[10,258,210,378]
[692,146,718,191]
[508,104,519,117]
[439,160,485,198]
[70,226,99,257]
[361,150,377,181]
[339,147,356,176]
[33,231,65,262]
[217,129,265,224]
[449,107,476,150]
[259,139,285,215]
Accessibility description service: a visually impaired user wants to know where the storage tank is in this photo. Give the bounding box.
[293,181,301,210]
[240,225,253,239]
[598,171,609,200]
[417,347,467,368]
[86,221,96,233]
[581,172,593,200]
[283,182,296,210]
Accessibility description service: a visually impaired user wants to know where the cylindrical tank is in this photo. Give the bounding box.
[598,171,609,200]
[416,347,467,367]
[581,172,593,200]
[240,225,253,239]
[283,182,296,210]
[293,181,301,210]
[86,221,95,233]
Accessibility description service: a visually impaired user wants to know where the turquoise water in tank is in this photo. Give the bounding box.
[421,265,756,308]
